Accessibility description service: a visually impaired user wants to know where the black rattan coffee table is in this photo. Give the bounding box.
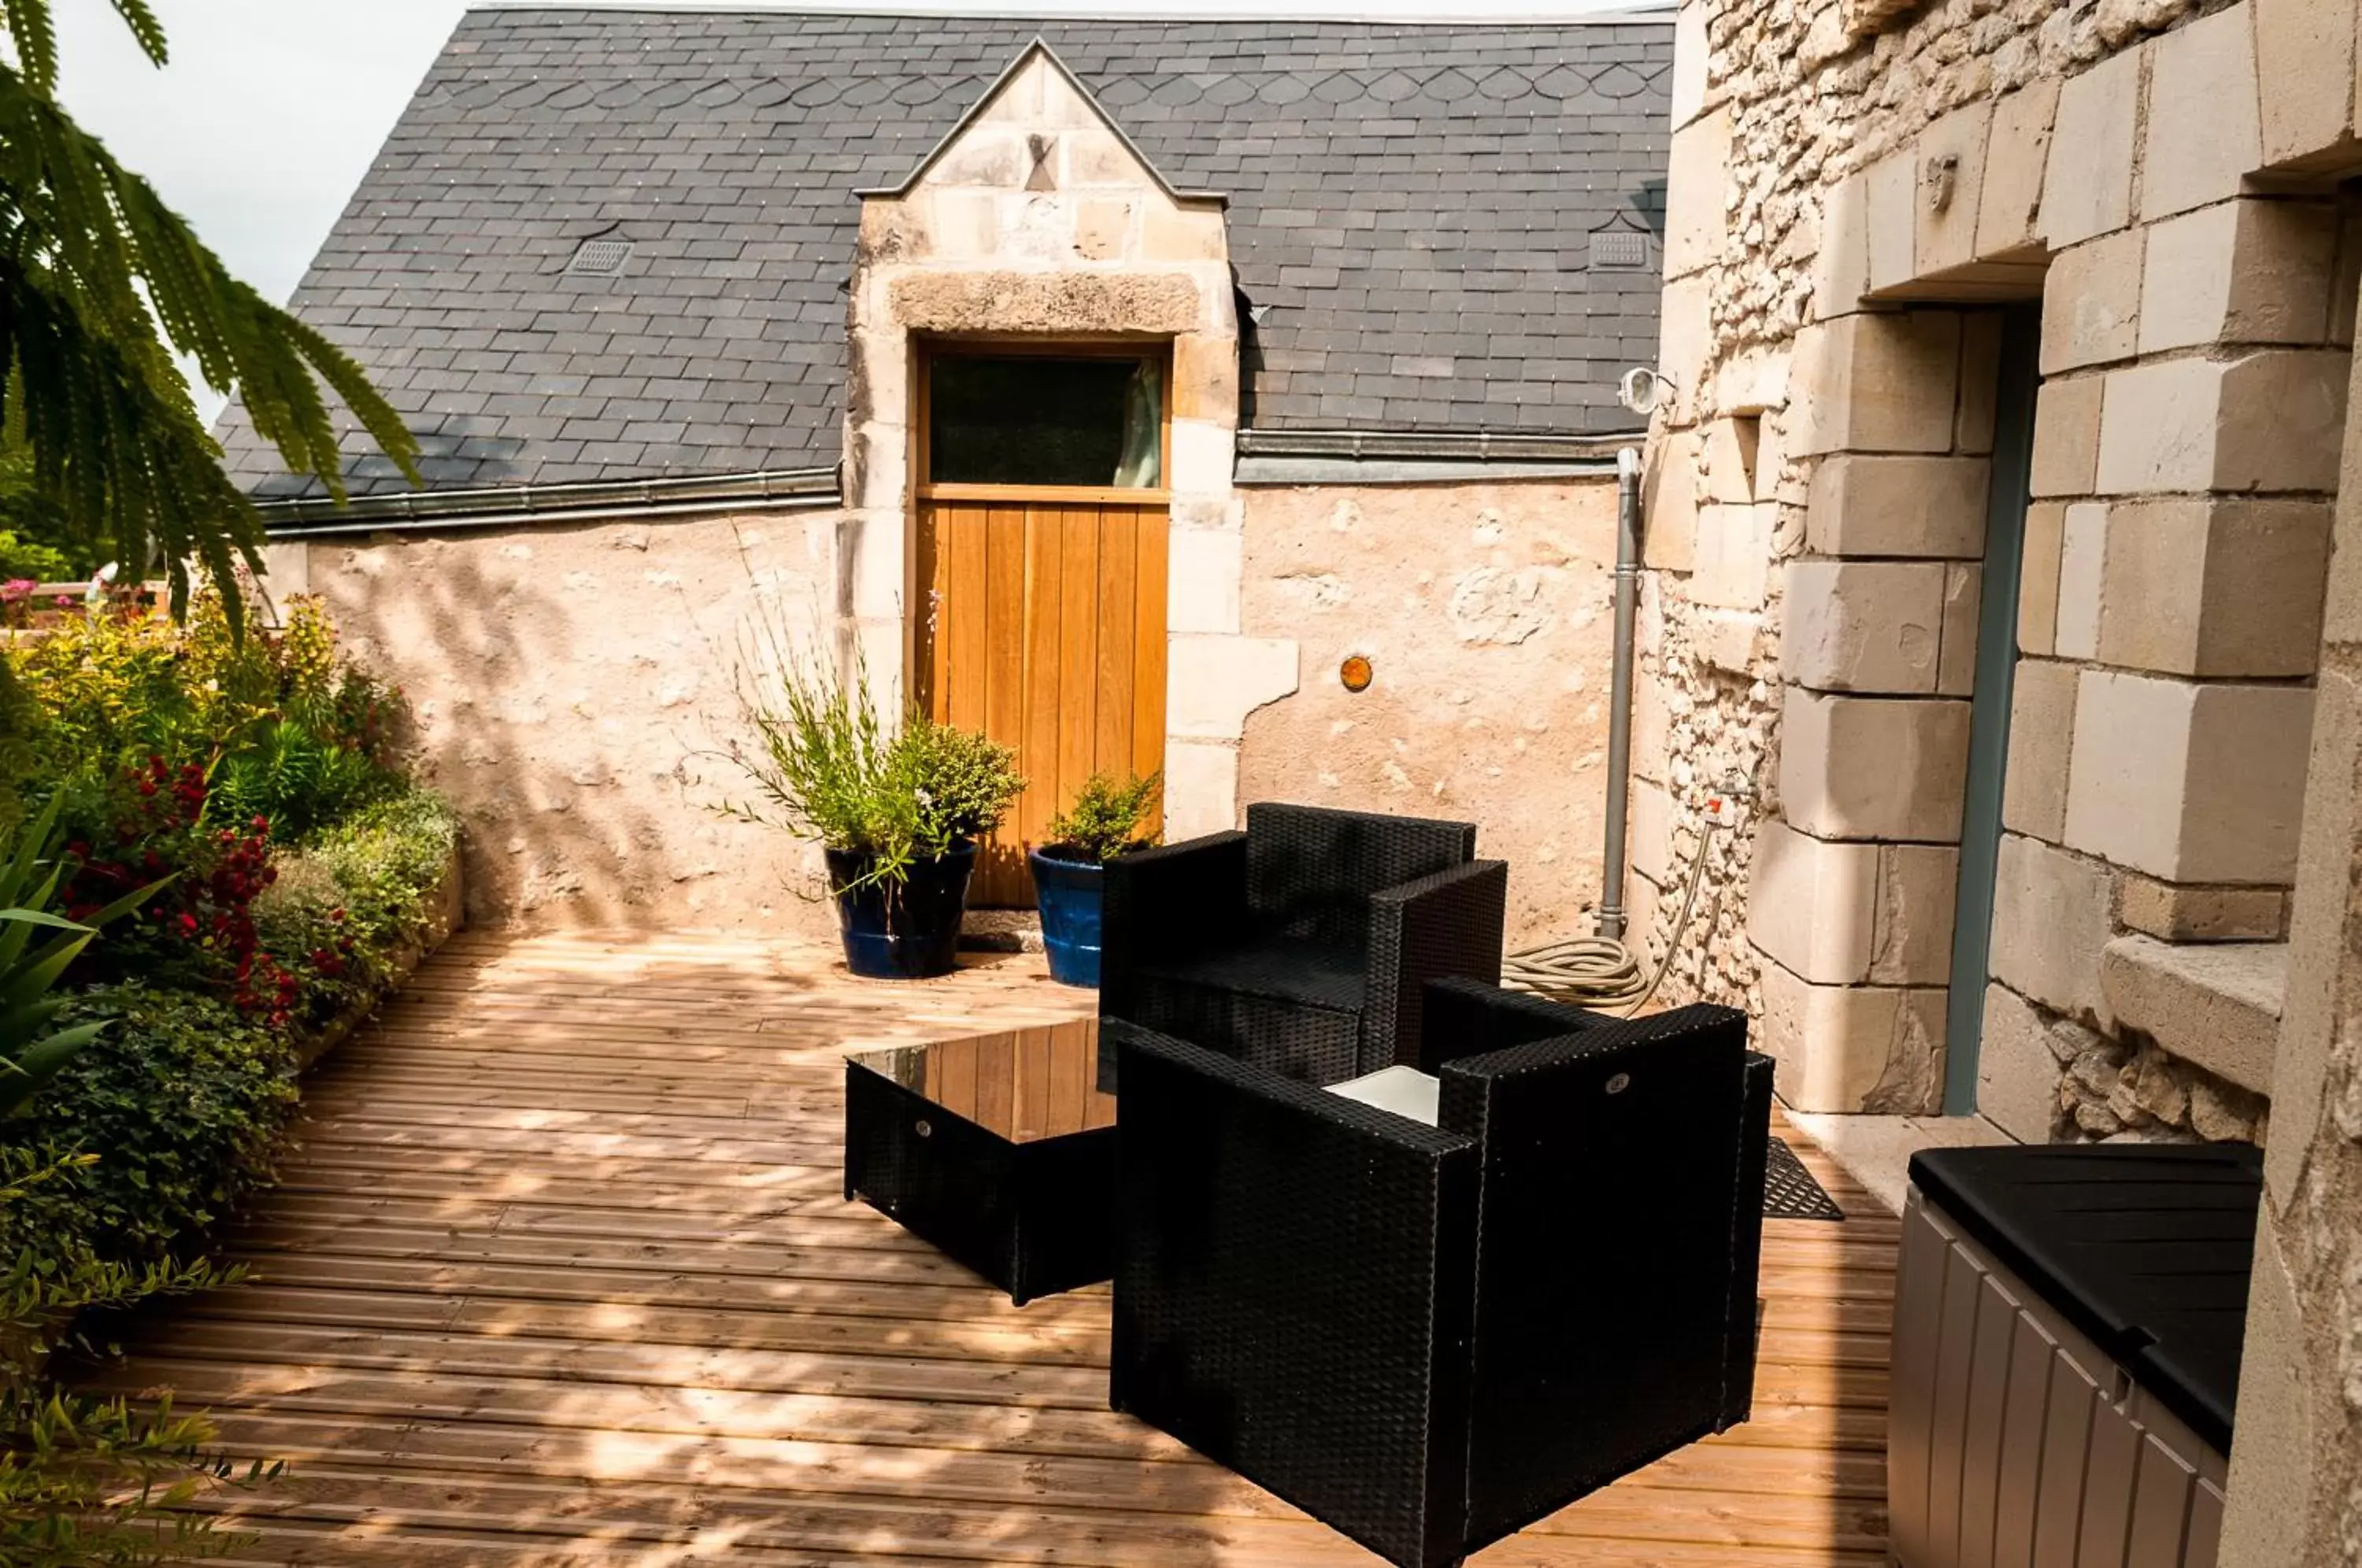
[842,1017,1115,1305]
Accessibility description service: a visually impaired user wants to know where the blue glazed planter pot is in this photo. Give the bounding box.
[1028,847,1104,989]
[826,841,976,980]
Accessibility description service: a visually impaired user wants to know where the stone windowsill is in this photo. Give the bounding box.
[2097,934,2286,1096]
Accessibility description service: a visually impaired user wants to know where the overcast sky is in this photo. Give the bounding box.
[54,0,1641,416]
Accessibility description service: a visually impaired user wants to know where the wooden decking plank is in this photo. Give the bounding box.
[82,932,1896,1564]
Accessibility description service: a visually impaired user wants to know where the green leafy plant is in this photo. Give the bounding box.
[252,788,459,1033]
[0,0,420,627]
[9,984,296,1276]
[209,716,397,843]
[0,797,163,1115]
[1044,772,1161,863]
[0,1147,268,1566]
[0,529,72,586]
[726,641,1024,891]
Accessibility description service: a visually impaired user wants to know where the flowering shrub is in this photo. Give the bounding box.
[253,789,460,1034]
[2,590,455,1306]
[53,756,286,1015]
[7,590,417,1027]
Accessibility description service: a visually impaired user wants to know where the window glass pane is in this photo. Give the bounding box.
[928,355,1161,487]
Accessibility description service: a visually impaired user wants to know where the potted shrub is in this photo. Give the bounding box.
[727,652,1024,979]
[1028,772,1159,988]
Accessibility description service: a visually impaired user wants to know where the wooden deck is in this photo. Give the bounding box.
[88,931,1894,1566]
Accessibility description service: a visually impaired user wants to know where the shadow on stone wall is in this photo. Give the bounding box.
[309,516,831,934]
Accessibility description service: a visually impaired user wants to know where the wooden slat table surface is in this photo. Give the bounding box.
[83,932,1895,1565]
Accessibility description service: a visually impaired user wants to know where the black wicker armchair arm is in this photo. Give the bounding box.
[1418,973,1608,1074]
[1364,859,1509,1074]
[1101,830,1248,1021]
[1109,1020,1483,1568]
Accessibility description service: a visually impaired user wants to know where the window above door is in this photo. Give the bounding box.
[920,345,1168,498]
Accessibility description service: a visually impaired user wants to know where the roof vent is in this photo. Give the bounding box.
[566,237,634,276]
[1589,231,1648,271]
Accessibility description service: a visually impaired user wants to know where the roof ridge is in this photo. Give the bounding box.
[458,3,1674,28]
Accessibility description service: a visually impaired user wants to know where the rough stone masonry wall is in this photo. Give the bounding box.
[1651,0,2362,1132]
[1236,477,1620,950]
[267,513,842,934]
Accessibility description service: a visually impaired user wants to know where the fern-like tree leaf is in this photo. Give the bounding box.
[106,0,166,67]
[0,0,417,625]
[0,0,57,98]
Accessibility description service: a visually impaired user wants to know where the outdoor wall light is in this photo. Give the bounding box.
[1340,655,1373,693]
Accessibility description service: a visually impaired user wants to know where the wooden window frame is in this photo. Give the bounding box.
[915,337,1174,503]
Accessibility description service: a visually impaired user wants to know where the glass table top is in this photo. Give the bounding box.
[850,1017,1113,1144]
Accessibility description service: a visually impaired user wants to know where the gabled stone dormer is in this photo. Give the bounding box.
[841,42,1286,840]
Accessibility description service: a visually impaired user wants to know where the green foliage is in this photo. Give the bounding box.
[0,667,34,831]
[727,640,1024,889]
[0,790,454,1561]
[209,717,396,843]
[0,532,73,586]
[1045,772,1161,863]
[6,590,401,842]
[887,720,1027,850]
[0,797,163,1116]
[0,1148,267,1567]
[0,0,418,628]
[252,788,458,1033]
[0,442,102,583]
[9,986,295,1275]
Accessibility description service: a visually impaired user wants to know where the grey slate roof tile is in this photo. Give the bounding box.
[221,8,1671,497]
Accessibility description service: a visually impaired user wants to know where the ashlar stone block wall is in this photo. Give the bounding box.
[1651,0,2362,1134]
[2218,283,2362,1566]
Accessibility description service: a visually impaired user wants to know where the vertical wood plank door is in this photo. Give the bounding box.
[916,496,1168,906]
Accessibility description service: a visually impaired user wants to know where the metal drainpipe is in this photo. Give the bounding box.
[1596,446,1643,942]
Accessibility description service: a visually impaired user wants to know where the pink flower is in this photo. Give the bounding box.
[0,579,31,601]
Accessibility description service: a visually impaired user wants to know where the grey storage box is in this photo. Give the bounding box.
[1887,1144,2259,1568]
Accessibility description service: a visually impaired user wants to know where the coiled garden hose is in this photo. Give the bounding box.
[1501,801,1718,1015]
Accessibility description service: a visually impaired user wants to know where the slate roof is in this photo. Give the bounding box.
[222,8,1672,501]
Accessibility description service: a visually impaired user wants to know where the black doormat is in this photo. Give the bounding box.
[1764,1137,1845,1222]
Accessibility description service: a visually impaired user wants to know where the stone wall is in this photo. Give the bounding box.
[266,512,841,934]
[1654,0,2362,1126]
[1237,476,1620,949]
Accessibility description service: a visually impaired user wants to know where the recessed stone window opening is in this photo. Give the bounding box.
[1751,303,2022,1121]
[925,350,1166,489]
[565,237,633,276]
[1727,413,1760,499]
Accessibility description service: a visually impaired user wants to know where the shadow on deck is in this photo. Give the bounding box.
[82,931,1894,1566]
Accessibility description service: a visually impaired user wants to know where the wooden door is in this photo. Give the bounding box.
[915,494,1168,905]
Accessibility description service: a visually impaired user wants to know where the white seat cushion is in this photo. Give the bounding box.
[1323,1064,1441,1126]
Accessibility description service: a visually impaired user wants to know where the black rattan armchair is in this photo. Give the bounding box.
[1100,803,1506,1088]
[1107,981,1773,1568]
